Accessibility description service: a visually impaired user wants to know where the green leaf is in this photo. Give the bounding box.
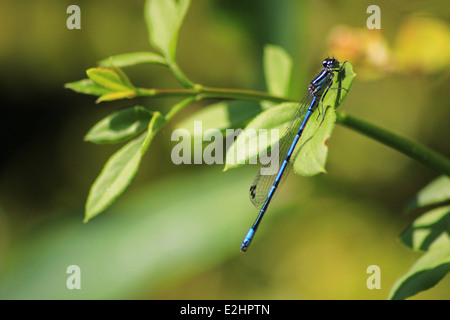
[406,175,450,212]
[388,244,450,300]
[86,68,134,92]
[224,102,299,171]
[64,79,112,96]
[109,63,135,89]
[292,105,336,175]
[263,44,293,96]
[224,103,336,176]
[224,102,335,176]
[85,134,145,221]
[67,65,138,102]
[144,0,190,60]
[96,90,136,103]
[85,106,153,144]
[98,52,167,68]
[400,205,450,251]
[85,112,166,221]
[328,61,356,110]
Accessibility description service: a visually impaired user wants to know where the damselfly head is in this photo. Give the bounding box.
[322,58,340,69]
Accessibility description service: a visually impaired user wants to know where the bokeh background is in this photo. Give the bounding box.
[0,0,449,299]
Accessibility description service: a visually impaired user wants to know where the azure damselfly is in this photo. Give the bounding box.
[241,58,347,252]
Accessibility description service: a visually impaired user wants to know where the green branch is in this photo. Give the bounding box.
[336,112,450,176]
[136,86,290,104]
[166,60,196,89]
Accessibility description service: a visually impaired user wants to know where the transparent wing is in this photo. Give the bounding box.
[249,93,313,210]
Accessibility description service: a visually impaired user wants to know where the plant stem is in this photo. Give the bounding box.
[136,86,290,104]
[165,96,197,121]
[166,60,196,89]
[336,112,450,176]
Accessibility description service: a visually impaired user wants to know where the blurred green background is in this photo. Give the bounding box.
[0,0,449,299]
